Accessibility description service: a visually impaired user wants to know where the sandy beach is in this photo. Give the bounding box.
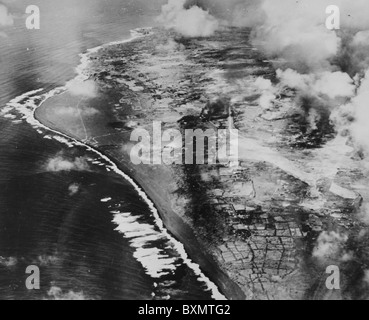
[33,29,247,300]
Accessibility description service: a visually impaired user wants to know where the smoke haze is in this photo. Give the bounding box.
[158,0,369,158]
[158,0,219,37]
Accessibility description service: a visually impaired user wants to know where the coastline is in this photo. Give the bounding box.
[27,27,304,300]
[8,25,367,300]
[31,84,246,301]
[24,29,246,300]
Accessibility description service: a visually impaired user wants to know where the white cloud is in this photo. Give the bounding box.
[158,0,219,37]
[253,77,278,110]
[332,70,369,155]
[66,80,97,98]
[156,1,369,156]
[313,231,348,262]
[277,69,356,99]
[44,153,90,172]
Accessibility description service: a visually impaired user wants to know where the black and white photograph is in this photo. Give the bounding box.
[0,0,369,304]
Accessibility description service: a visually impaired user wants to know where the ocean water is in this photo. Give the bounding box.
[0,0,216,300]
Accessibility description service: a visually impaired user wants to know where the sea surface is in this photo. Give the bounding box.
[0,0,216,300]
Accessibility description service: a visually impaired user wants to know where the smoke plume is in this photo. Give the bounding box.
[158,0,219,37]
[313,231,348,262]
[159,0,369,157]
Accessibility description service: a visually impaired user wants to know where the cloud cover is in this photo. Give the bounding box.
[156,0,369,156]
[158,0,219,37]
[66,80,97,98]
[313,231,348,262]
[44,152,90,172]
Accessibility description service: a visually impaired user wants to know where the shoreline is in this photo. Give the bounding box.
[3,25,326,300]
[2,28,246,299]
[24,27,309,300]
[15,25,363,300]
[31,97,246,300]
